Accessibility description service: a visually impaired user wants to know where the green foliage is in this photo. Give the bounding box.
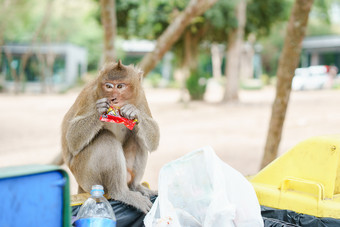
[203,1,237,42]
[173,0,289,73]
[306,0,337,36]
[54,0,102,70]
[2,0,43,42]
[116,0,189,40]
[259,22,286,77]
[4,0,339,81]
[116,0,140,38]
[246,0,290,37]
[312,0,332,24]
[186,68,210,100]
[307,23,334,36]
[202,0,289,43]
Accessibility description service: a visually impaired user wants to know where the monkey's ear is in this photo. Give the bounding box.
[117,60,123,69]
[138,69,144,82]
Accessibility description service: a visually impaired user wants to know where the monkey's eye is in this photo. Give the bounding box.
[116,83,126,89]
[105,83,114,89]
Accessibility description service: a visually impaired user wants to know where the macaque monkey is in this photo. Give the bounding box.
[61,61,160,213]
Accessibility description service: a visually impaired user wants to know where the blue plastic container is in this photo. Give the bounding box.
[75,217,116,227]
[0,165,70,227]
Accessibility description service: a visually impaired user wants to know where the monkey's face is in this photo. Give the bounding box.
[102,80,135,107]
[98,61,141,107]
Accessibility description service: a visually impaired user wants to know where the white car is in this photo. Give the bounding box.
[292,66,331,91]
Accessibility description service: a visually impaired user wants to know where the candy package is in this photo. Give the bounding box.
[100,106,138,130]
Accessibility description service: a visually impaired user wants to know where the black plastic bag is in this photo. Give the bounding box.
[72,196,157,227]
[262,206,340,227]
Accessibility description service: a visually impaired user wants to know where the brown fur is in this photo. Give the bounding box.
[61,61,159,213]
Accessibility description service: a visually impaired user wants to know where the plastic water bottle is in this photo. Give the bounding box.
[75,185,116,227]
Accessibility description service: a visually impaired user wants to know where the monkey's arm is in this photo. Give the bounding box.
[65,98,110,156]
[66,111,103,156]
[135,113,160,152]
[120,104,160,152]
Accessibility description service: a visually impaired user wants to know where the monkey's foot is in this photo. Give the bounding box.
[114,190,153,213]
[131,184,158,197]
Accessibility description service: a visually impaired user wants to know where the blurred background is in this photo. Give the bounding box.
[1,0,340,193]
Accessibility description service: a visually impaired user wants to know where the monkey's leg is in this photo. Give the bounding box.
[77,185,86,194]
[129,147,158,197]
[71,130,153,213]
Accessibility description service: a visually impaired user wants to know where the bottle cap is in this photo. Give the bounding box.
[91,185,104,196]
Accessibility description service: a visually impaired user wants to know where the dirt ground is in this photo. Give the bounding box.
[1,85,340,194]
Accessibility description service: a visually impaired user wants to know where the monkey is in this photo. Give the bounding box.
[61,61,160,213]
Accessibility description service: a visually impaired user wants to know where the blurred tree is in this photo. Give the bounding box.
[115,0,168,40]
[199,0,287,101]
[139,0,218,76]
[100,0,117,63]
[261,0,314,169]
[220,0,288,102]
[306,0,336,36]
[259,24,287,77]
[163,0,287,100]
[211,43,222,79]
[1,0,102,71]
[0,0,13,64]
[108,0,287,89]
[260,0,339,77]
[22,0,54,93]
[113,0,214,76]
[1,0,55,93]
[245,0,290,78]
[0,0,18,90]
[186,68,210,100]
[222,0,246,102]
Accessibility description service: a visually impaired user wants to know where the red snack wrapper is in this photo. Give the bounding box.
[100,106,138,130]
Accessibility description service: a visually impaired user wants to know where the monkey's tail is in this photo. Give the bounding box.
[50,153,64,166]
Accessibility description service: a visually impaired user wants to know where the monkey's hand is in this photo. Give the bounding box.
[96,98,110,115]
[121,104,159,152]
[120,104,140,121]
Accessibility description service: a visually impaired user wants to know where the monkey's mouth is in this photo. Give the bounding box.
[110,98,119,106]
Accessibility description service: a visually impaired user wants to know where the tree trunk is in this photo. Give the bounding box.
[184,30,193,70]
[100,0,116,63]
[4,48,20,93]
[139,0,218,77]
[211,43,222,79]
[18,0,54,93]
[178,30,198,102]
[184,29,202,71]
[223,30,240,101]
[179,24,209,101]
[223,0,247,102]
[260,0,314,169]
[36,52,47,93]
[45,47,56,93]
[239,34,256,80]
[0,0,13,66]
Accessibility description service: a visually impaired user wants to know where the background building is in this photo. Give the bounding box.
[301,35,340,69]
[0,44,87,93]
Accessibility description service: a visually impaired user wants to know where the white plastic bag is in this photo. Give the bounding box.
[144,146,263,227]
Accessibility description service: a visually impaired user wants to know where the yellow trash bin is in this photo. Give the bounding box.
[251,135,340,218]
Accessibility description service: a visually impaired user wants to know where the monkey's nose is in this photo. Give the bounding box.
[111,98,118,105]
